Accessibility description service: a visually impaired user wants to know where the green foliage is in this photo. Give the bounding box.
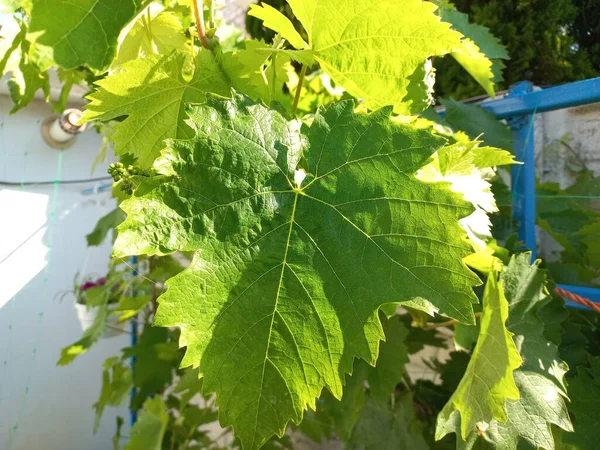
[439,5,509,98]
[86,208,126,246]
[114,93,480,448]
[436,0,599,99]
[251,0,467,114]
[436,271,522,441]
[4,1,599,449]
[28,0,141,71]
[349,395,429,450]
[125,396,169,450]
[565,357,600,450]
[94,357,132,432]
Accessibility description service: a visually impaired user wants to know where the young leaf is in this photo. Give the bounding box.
[113,3,189,67]
[83,45,290,167]
[440,7,509,97]
[471,254,572,450]
[87,208,126,247]
[28,0,141,71]
[93,357,132,432]
[440,99,514,151]
[257,0,465,114]
[436,271,522,441]
[248,3,309,50]
[82,50,232,168]
[124,396,169,450]
[113,93,480,449]
[58,301,110,365]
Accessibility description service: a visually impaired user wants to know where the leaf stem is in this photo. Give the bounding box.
[192,0,209,49]
[206,0,215,29]
[292,65,307,113]
[421,312,482,330]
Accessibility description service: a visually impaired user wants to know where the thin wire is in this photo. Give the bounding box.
[0,176,111,186]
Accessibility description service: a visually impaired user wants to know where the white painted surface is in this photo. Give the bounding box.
[534,102,600,260]
[0,96,129,449]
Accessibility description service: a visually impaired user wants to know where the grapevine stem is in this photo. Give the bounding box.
[206,0,215,29]
[192,0,209,49]
[293,65,307,113]
[421,312,482,330]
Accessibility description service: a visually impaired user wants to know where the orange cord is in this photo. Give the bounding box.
[554,286,600,313]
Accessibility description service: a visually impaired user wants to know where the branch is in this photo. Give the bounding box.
[192,0,209,49]
[293,65,307,113]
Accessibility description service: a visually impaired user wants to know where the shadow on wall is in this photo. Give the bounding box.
[0,96,129,450]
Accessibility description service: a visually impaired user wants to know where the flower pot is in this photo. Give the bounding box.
[74,303,129,337]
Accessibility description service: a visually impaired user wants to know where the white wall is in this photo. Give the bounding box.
[0,96,130,449]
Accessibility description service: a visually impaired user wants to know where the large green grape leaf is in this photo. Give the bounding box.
[349,395,428,450]
[436,271,522,441]
[565,357,600,450]
[28,0,141,71]
[457,254,573,450]
[113,94,479,448]
[124,396,169,450]
[251,0,464,114]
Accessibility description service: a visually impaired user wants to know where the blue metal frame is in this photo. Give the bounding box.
[480,77,600,309]
[129,255,139,426]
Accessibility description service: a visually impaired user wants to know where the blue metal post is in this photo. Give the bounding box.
[129,255,138,426]
[505,82,537,260]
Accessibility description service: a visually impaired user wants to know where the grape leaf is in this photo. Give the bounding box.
[2,18,50,113]
[436,271,522,441]
[58,300,109,365]
[349,394,428,450]
[28,0,141,71]
[441,99,514,152]
[82,50,231,168]
[113,3,189,67]
[83,44,290,168]
[113,93,479,448]
[459,253,573,450]
[565,357,600,450]
[123,326,183,409]
[440,7,509,97]
[254,0,464,114]
[124,396,169,450]
[417,133,515,249]
[93,357,132,432]
[248,3,309,50]
[368,316,409,403]
[87,208,126,246]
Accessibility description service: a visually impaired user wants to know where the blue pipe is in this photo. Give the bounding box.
[129,255,138,426]
[505,82,537,260]
[482,77,600,119]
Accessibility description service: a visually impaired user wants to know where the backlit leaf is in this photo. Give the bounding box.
[113,94,480,448]
[436,271,522,440]
[28,0,141,71]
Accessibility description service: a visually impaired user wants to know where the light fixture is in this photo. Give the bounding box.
[40,108,88,149]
